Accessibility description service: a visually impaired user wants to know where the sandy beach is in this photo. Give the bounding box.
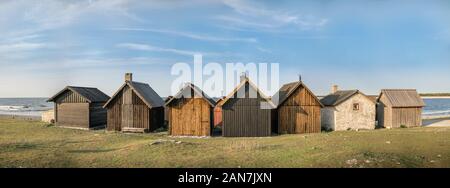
[0,114,40,121]
[421,96,450,99]
[423,116,450,127]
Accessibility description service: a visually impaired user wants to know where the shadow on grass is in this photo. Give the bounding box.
[67,148,119,153]
[0,142,40,151]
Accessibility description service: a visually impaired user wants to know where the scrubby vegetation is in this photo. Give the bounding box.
[0,118,449,168]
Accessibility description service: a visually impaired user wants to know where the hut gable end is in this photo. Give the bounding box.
[165,83,216,107]
[48,86,109,103]
[274,81,322,134]
[105,78,164,133]
[274,81,323,108]
[104,81,164,109]
[221,79,275,109]
[54,90,88,103]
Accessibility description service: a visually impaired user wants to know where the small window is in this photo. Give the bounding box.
[353,103,360,111]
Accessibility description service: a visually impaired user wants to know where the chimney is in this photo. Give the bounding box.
[125,73,133,82]
[240,72,247,82]
[331,85,338,93]
[298,74,302,82]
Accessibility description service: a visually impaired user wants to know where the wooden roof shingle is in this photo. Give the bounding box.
[47,86,110,103]
[378,89,425,107]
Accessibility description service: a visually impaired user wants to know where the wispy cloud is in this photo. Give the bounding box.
[0,0,143,39]
[218,0,328,31]
[256,47,272,53]
[2,56,176,71]
[110,27,258,43]
[117,43,215,56]
[0,42,48,53]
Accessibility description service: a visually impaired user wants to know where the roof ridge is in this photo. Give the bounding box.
[336,89,358,92]
[67,86,98,89]
[382,89,417,91]
[128,81,148,85]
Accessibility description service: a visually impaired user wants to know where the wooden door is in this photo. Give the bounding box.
[296,110,307,134]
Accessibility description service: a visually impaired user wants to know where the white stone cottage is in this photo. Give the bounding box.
[320,85,376,131]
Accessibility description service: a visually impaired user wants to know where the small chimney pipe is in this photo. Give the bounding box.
[125,73,133,82]
[240,72,247,82]
[331,85,338,93]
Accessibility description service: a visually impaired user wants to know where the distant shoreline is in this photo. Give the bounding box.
[421,96,450,99]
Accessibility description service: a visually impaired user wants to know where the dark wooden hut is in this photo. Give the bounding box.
[220,76,276,137]
[163,96,173,127]
[165,83,216,136]
[103,73,164,133]
[47,86,110,129]
[377,89,425,128]
[272,81,323,134]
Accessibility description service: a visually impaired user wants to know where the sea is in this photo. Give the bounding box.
[0,98,449,118]
[0,98,53,117]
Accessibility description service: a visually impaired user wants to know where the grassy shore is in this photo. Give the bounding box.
[0,118,449,168]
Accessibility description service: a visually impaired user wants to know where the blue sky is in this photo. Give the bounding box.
[0,0,449,97]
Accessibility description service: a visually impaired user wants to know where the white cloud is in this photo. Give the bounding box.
[219,0,328,31]
[256,47,272,53]
[0,0,143,39]
[0,42,48,53]
[110,27,258,43]
[0,56,176,72]
[117,43,215,56]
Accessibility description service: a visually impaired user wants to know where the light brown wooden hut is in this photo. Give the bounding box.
[165,83,216,136]
[377,89,425,128]
[103,73,164,133]
[273,81,323,134]
[47,86,110,129]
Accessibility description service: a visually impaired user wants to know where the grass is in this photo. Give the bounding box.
[0,118,449,168]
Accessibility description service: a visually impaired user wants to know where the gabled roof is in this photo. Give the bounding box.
[47,86,110,103]
[220,78,276,108]
[272,81,324,108]
[378,89,425,107]
[165,83,216,107]
[103,81,164,108]
[320,90,374,106]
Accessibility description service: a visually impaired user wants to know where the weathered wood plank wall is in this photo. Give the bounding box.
[169,98,212,136]
[222,83,272,137]
[277,86,321,134]
[55,90,90,128]
[391,107,422,128]
[56,103,89,128]
[89,103,107,127]
[107,92,122,131]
